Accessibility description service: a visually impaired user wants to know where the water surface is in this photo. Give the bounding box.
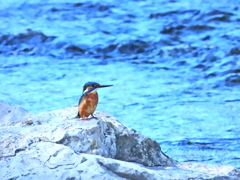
[1,0,240,168]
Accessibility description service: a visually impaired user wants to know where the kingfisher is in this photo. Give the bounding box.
[76,82,112,120]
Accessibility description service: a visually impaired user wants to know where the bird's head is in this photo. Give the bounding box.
[83,82,112,93]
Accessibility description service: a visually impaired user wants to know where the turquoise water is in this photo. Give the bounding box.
[1,0,240,168]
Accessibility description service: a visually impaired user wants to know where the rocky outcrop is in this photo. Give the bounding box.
[0,101,36,126]
[0,101,239,180]
[0,102,174,166]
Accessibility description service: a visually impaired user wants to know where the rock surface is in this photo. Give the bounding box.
[0,101,240,180]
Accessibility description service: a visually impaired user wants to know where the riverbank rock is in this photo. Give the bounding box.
[0,101,239,180]
[0,101,36,126]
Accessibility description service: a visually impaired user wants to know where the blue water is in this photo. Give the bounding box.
[1,0,240,168]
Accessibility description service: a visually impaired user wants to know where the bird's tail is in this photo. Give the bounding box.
[75,112,80,118]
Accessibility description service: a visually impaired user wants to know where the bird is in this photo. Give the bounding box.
[76,82,112,120]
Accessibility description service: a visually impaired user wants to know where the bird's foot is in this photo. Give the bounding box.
[82,117,90,121]
[90,115,98,119]
[77,115,97,121]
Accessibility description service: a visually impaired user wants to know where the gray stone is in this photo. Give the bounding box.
[0,101,36,126]
[0,104,174,166]
[0,102,239,180]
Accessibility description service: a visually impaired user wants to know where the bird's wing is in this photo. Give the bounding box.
[78,93,86,106]
[76,88,96,118]
[78,88,95,106]
[76,93,87,118]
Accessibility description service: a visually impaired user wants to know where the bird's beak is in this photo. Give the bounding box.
[98,85,113,88]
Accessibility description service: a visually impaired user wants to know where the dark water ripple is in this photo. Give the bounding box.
[1,0,240,169]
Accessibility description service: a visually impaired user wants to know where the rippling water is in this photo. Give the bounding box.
[1,0,240,168]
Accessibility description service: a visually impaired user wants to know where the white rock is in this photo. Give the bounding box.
[0,101,36,126]
[0,102,239,180]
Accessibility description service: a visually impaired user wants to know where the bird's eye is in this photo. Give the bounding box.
[93,84,97,87]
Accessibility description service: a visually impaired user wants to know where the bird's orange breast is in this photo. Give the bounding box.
[79,92,98,118]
